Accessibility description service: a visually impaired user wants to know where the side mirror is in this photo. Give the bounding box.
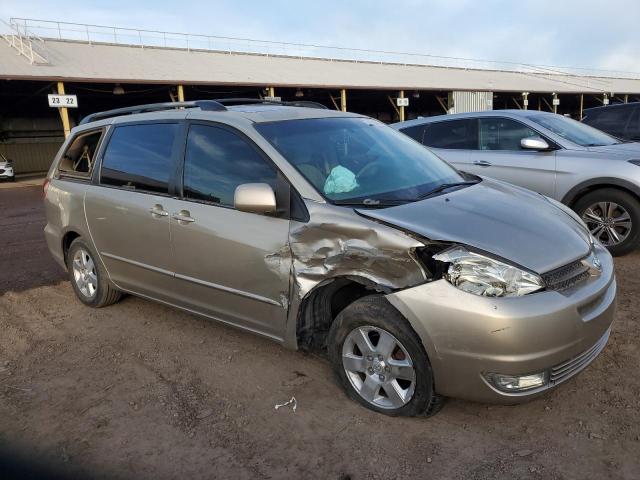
[234,183,277,215]
[521,136,551,151]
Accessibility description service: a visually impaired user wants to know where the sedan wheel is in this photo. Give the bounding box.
[581,201,632,247]
[72,248,98,298]
[342,325,416,410]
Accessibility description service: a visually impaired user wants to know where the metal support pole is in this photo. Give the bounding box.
[624,94,629,104]
[552,92,558,114]
[522,92,529,110]
[57,82,71,138]
[579,94,584,120]
[177,84,185,102]
[399,90,405,122]
[268,87,275,98]
[340,88,347,112]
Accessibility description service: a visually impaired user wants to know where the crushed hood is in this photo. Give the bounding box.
[357,179,591,274]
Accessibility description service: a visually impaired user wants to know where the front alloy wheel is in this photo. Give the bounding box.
[581,201,632,247]
[328,295,444,417]
[342,326,416,409]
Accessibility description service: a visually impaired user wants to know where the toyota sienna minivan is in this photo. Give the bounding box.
[44,99,616,417]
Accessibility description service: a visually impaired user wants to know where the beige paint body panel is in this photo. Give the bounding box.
[165,198,291,340]
[387,243,616,403]
[84,186,177,302]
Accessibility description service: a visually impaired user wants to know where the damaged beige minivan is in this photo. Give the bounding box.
[44,99,616,417]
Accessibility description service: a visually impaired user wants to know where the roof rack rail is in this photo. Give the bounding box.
[214,98,328,109]
[79,100,227,125]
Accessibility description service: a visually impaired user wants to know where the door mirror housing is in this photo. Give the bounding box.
[234,183,277,215]
[521,136,551,151]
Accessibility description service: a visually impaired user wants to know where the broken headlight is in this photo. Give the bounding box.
[433,246,544,297]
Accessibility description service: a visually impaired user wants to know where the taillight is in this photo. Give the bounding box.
[43,178,50,197]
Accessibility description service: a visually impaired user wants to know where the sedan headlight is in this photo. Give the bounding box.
[433,246,544,297]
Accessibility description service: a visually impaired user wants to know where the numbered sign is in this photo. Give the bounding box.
[396,97,409,107]
[48,94,78,108]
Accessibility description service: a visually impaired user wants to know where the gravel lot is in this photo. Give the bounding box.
[0,183,639,479]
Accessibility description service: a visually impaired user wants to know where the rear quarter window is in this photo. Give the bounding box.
[423,119,478,149]
[57,129,104,178]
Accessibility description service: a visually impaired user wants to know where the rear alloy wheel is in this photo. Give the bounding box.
[328,295,444,417]
[574,189,640,256]
[66,238,122,308]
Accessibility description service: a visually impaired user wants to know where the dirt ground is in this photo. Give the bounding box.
[0,183,639,479]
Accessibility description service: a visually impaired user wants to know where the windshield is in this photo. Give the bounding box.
[526,114,621,147]
[255,117,467,204]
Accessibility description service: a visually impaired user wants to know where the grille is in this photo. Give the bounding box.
[550,329,610,383]
[542,258,590,291]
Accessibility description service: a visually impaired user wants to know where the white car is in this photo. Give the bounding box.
[0,153,15,181]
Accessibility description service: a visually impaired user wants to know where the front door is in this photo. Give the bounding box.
[167,123,291,340]
[85,122,181,301]
[469,117,557,197]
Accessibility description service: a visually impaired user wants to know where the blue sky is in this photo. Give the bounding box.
[2,0,638,73]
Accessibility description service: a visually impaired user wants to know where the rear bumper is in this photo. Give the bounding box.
[386,243,616,404]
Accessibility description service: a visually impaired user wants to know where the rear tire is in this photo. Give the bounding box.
[574,188,640,256]
[327,295,444,417]
[67,238,122,308]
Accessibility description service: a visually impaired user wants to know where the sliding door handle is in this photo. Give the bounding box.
[172,210,195,224]
[149,204,169,217]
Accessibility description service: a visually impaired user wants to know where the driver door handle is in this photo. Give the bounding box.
[473,160,492,167]
[172,210,195,224]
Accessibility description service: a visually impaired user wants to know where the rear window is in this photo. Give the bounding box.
[100,123,179,194]
[423,119,477,149]
[58,130,104,177]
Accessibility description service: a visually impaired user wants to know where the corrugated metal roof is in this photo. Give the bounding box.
[2,39,640,94]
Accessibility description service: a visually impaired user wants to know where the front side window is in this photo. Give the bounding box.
[255,117,467,204]
[100,123,179,194]
[526,113,620,147]
[478,118,539,151]
[183,124,278,207]
[59,130,103,176]
[423,119,478,150]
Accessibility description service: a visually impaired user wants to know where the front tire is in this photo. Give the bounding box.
[67,238,122,308]
[327,295,444,417]
[574,188,640,256]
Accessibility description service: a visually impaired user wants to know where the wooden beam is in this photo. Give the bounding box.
[435,96,448,113]
[387,95,400,117]
[512,97,522,109]
[329,93,340,111]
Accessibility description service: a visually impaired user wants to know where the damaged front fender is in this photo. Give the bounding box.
[275,201,429,349]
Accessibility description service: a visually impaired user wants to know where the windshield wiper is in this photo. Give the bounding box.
[334,197,412,207]
[416,180,479,200]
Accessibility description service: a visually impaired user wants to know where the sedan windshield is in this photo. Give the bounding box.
[255,117,469,204]
[526,114,621,147]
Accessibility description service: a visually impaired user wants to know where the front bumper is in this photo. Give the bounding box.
[386,243,616,404]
